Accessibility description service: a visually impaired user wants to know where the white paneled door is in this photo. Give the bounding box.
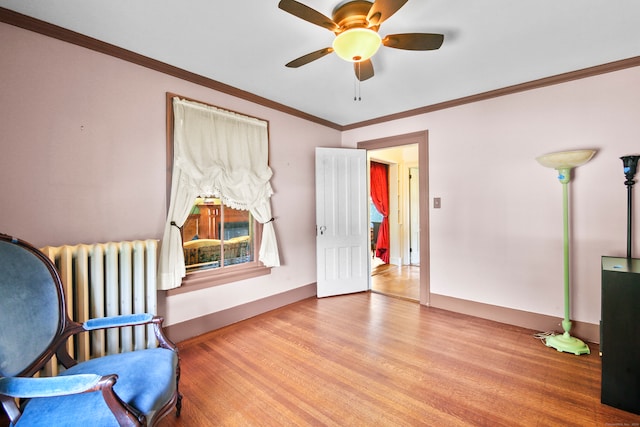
[315,147,369,298]
[409,167,420,265]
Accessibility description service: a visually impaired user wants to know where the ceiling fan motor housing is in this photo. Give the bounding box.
[332,1,379,33]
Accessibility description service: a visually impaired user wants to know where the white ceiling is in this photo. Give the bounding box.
[2,0,639,127]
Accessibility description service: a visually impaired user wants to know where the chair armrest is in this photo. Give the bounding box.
[1,375,145,426]
[82,314,177,351]
[83,313,154,331]
[0,374,112,398]
[81,314,177,353]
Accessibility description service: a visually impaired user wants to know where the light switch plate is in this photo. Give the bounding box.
[434,197,441,209]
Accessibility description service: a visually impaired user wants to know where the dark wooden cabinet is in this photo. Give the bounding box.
[601,256,640,414]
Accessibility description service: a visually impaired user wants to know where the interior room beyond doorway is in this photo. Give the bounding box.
[368,144,420,301]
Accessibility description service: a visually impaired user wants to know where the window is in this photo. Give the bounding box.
[182,198,255,271]
[158,93,280,292]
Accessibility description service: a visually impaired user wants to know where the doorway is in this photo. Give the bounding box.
[357,131,430,306]
[368,146,419,301]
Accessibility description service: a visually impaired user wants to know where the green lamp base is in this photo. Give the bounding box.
[545,332,590,355]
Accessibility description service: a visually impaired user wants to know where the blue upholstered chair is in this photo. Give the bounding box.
[0,234,182,426]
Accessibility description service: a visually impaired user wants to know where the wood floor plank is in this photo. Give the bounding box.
[371,263,419,301]
[158,292,639,426]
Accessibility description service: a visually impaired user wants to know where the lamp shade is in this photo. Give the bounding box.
[536,149,596,170]
[332,28,381,62]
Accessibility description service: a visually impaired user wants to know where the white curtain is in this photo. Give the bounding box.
[158,97,280,290]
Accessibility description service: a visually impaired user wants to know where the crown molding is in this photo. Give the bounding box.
[2,7,639,132]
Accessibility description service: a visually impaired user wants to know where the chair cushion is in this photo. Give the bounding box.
[14,348,177,426]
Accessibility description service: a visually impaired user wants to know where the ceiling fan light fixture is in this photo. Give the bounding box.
[332,28,381,62]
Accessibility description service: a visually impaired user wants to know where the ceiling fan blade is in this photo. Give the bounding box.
[367,0,408,26]
[285,47,334,68]
[382,33,444,50]
[354,60,374,81]
[278,0,339,32]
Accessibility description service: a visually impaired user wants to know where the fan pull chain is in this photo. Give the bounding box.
[354,63,362,102]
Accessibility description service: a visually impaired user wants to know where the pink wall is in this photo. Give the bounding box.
[0,22,341,326]
[3,20,640,331]
[342,66,640,325]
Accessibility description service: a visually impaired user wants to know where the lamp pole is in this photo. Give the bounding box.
[536,149,595,356]
[621,155,639,259]
[542,165,590,355]
[559,168,572,336]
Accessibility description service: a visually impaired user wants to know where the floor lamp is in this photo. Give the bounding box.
[536,149,596,355]
[621,155,640,258]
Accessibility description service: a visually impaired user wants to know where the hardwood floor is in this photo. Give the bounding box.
[371,263,419,301]
[158,292,639,426]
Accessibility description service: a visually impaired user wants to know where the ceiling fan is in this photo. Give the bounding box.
[278,0,444,81]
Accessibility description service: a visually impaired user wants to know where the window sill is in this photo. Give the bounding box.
[164,262,271,296]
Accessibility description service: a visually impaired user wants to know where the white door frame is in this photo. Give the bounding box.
[409,166,420,265]
[357,131,430,306]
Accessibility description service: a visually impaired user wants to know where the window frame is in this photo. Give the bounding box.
[164,92,271,296]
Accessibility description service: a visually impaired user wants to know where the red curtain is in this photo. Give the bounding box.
[370,161,390,263]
